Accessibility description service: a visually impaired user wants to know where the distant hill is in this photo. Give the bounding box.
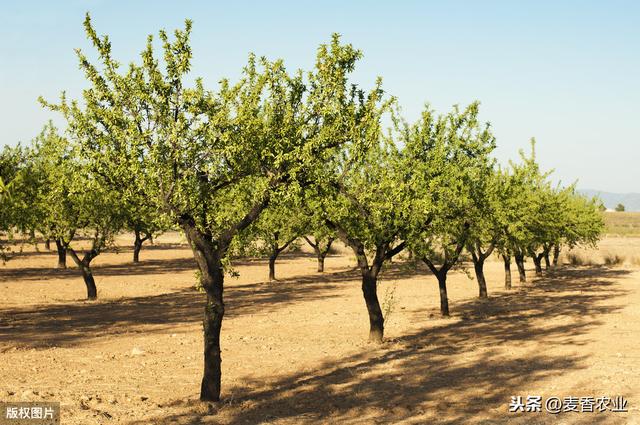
[579,189,640,212]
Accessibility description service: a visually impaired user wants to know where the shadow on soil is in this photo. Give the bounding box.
[121,266,629,425]
[0,260,632,424]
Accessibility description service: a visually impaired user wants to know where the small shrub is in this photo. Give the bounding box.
[566,252,584,266]
[603,253,624,266]
[382,282,398,324]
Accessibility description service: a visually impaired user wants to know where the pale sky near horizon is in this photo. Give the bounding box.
[1,1,638,193]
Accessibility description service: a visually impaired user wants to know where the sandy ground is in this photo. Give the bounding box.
[1,234,639,424]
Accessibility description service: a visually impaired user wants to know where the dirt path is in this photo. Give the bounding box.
[1,235,639,424]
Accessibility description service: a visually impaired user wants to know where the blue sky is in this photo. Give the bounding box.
[1,0,638,192]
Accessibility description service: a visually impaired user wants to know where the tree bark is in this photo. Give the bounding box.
[181,221,225,402]
[201,272,224,402]
[268,252,278,281]
[436,271,450,317]
[473,258,488,298]
[515,253,526,283]
[44,238,51,250]
[362,272,384,343]
[543,252,551,270]
[81,265,97,300]
[503,254,512,290]
[317,254,325,272]
[55,238,67,269]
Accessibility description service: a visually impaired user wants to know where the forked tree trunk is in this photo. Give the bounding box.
[503,254,512,290]
[80,265,97,300]
[133,228,151,263]
[68,247,99,301]
[470,243,493,299]
[55,238,67,269]
[304,236,334,273]
[267,237,296,282]
[362,271,384,343]
[533,254,543,277]
[515,253,526,283]
[181,221,225,402]
[423,258,455,317]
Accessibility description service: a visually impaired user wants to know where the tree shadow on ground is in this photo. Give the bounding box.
[0,270,357,349]
[125,266,632,425]
[0,251,418,283]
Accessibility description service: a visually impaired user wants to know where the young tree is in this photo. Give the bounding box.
[43,16,374,401]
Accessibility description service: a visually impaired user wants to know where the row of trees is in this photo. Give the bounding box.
[0,16,603,402]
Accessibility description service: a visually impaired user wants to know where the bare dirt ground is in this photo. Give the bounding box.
[1,234,639,424]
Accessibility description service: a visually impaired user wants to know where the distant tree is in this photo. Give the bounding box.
[29,123,126,298]
[248,196,305,281]
[615,203,625,212]
[303,225,336,273]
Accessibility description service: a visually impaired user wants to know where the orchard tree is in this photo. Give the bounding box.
[302,220,336,272]
[308,124,408,343]
[549,188,604,266]
[403,102,495,315]
[29,123,125,298]
[299,193,336,272]
[0,175,15,262]
[0,145,32,248]
[43,15,377,401]
[493,167,523,290]
[248,196,304,281]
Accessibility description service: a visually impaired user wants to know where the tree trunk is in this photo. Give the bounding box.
[44,238,51,250]
[81,265,97,300]
[515,253,526,283]
[473,257,488,298]
[55,239,67,269]
[268,252,278,281]
[133,229,143,263]
[543,252,551,270]
[362,272,384,343]
[436,271,450,317]
[552,245,561,267]
[533,254,543,277]
[182,223,225,402]
[503,254,512,290]
[201,277,224,402]
[317,253,325,272]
